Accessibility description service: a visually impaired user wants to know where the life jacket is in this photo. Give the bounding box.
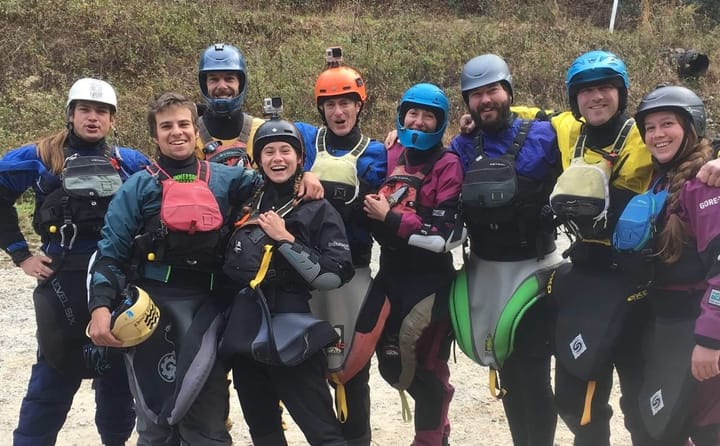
[461,119,532,213]
[34,150,123,250]
[142,160,225,269]
[310,126,370,216]
[222,194,298,286]
[198,114,252,167]
[378,149,443,217]
[613,177,668,253]
[550,119,634,233]
[461,120,556,259]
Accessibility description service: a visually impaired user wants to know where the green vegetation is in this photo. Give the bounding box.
[0,0,719,153]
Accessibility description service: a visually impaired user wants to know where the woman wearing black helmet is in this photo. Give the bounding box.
[615,85,720,445]
[220,115,354,446]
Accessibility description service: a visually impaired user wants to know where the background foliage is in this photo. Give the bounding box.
[1,0,720,155]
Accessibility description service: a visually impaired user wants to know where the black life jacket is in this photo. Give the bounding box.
[462,121,556,260]
[33,149,122,250]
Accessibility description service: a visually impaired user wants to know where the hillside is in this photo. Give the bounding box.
[0,0,719,153]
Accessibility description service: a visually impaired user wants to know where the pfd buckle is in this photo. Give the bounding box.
[59,223,77,250]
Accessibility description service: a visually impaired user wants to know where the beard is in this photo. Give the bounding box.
[470,100,512,133]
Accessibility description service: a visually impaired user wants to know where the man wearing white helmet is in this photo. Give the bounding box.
[0,77,149,446]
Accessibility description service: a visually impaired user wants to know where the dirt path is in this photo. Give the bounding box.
[0,245,630,445]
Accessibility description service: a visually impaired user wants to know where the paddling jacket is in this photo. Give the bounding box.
[0,138,148,263]
[371,142,463,275]
[650,178,720,349]
[449,116,559,261]
[297,123,387,267]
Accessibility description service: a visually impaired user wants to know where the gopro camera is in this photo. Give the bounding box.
[325,46,343,65]
[262,96,283,117]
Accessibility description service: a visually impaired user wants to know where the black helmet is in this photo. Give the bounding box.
[460,54,513,103]
[635,85,705,140]
[252,118,304,173]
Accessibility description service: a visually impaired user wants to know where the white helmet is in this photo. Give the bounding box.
[66,78,118,118]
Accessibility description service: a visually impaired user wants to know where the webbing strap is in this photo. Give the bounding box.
[249,244,273,289]
[580,380,597,426]
[400,390,413,422]
[489,367,508,399]
[330,373,349,423]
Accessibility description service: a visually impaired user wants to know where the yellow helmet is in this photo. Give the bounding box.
[111,286,161,347]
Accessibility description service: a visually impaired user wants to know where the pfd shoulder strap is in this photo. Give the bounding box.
[316,126,370,158]
[239,112,253,144]
[473,118,532,160]
[573,118,635,163]
[146,160,209,184]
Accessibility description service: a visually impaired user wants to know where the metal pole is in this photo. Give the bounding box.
[609,0,620,32]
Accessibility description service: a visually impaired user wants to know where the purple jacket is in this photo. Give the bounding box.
[678,178,720,348]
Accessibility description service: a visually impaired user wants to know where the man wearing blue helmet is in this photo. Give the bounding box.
[196,43,264,167]
[546,50,657,446]
[362,83,465,446]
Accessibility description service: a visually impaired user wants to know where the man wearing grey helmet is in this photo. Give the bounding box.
[448,54,562,446]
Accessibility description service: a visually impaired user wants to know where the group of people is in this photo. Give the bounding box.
[1,41,720,446]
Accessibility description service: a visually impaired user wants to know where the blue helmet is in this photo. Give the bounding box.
[396,83,449,151]
[198,43,248,115]
[565,50,629,119]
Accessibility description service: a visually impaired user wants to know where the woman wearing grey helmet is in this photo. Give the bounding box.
[614,85,720,445]
[0,78,148,446]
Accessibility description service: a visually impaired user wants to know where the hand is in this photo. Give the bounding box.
[257,210,295,243]
[88,307,124,348]
[297,171,324,201]
[691,344,720,381]
[460,114,476,135]
[20,254,53,280]
[384,130,398,149]
[696,158,720,187]
[363,193,390,222]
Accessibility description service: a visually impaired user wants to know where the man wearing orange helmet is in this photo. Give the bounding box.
[295,47,387,446]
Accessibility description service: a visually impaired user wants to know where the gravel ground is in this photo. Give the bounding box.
[0,243,630,445]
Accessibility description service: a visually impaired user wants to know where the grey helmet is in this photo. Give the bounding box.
[635,85,705,139]
[460,54,513,103]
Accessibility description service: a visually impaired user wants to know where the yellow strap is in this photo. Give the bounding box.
[489,368,507,399]
[249,244,273,289]
[330,373,349,423]
[580,380,597,426]
[400,390,413,422]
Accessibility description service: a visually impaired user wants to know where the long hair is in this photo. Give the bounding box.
[656,124,713,263]
[36,129,70,175]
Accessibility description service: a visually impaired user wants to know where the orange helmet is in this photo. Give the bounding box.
[314,66,367,105]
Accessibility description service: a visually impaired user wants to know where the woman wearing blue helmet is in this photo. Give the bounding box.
[362,83,465,446]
